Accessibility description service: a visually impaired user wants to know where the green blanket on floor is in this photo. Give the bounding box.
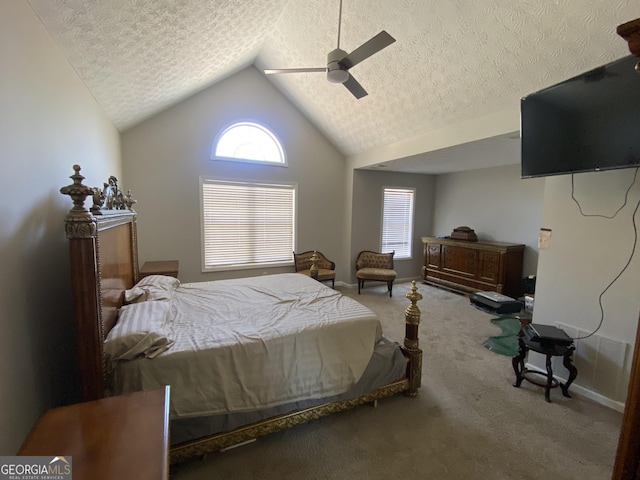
[483,316,520,357]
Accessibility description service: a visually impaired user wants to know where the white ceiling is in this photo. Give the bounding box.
[27,0,638,174]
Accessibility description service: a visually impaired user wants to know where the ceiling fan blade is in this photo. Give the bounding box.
[343,74,368,99]
[339,31,395,69]
[264,68,326,74]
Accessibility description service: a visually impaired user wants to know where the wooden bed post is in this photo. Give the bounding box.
[60,165,139,402]
[612,18,640,480]
[402,280,423,396]
[60,165,105,401]
[309,251,319,279]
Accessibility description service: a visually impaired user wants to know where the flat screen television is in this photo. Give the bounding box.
[521,54,640,178]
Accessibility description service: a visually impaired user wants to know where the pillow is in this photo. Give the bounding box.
[124,285,173,304]
[136,274,180,289]
[124,275,180,304]
[124,286,149,304]
[105,300,174,365]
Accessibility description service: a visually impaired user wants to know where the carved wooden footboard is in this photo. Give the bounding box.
[171,283,423,463]
[60,165,423,463]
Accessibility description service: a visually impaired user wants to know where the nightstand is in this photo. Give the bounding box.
[140,260,179,278]
[19,386,170,480]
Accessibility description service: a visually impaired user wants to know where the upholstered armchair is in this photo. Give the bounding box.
[293,250,336,288]
[355,251,397,297]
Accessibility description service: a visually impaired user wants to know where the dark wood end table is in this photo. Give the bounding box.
[512,324,578,402]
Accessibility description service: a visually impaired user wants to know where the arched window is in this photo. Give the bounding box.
[212,122,286,166]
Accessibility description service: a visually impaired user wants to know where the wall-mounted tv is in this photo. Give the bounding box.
[521,54,640,178]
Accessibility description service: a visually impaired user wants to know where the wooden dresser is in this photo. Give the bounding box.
[421,236,525,298]
[19,386,170,480]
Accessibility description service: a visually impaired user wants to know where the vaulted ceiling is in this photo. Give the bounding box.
[27,0,638,173]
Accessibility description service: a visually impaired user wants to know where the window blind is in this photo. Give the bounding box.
[202,179,296,269]
[381,187,415,259]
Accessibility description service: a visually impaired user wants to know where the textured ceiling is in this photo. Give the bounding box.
[27,0,638,173]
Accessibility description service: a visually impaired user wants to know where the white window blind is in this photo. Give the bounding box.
[201,179,296,270]
[381,187,415,259]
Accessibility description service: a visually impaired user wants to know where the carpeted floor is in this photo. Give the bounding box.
[172,281,623,480]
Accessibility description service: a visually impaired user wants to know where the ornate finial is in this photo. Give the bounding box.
[124,189,137,211]
[90,187,105,213]
[405,280,423,325]
[404,280,422,352]
[60,165,97,239]
[309,251,319,279]
[60,165,94,213]
[403,280,423,395]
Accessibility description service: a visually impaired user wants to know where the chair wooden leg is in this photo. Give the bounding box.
[358,279,362,294]
[388,281,393,297]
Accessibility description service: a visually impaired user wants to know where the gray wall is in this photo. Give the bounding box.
[432,164,545,276]
[121,66,347,283]
[0,0,121,454]
[351,169,436,284]
[534,170,640,403]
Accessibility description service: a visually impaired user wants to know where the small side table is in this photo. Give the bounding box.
[19,386,170,480]
[512,324,578,402]
[140,260,179,278]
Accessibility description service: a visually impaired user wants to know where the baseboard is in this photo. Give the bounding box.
[337,276,422,290]
[524,362,625,413]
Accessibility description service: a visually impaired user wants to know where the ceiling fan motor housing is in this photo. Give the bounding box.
[326,48,349,83]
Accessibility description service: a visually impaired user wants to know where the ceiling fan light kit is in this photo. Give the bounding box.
[327,49,349,83]
[264,0,395,98]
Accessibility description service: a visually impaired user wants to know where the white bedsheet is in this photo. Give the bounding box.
[111,273,382,418]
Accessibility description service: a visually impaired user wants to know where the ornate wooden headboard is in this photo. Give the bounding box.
[60,165,139,401]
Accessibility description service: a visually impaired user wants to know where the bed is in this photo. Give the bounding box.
[60,165,423,463]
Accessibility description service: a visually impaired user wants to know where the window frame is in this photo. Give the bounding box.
[380,186,415,260]
[200,176,297,272]
[211,121,287,167]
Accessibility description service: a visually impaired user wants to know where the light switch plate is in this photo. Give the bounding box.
[539,228,552,249]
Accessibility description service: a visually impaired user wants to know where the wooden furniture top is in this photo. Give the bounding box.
[19,386,170,480]
[421,236,525,250]
[618,18,640,57]
[140,260,179,278]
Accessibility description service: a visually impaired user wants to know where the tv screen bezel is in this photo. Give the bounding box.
[520,54,640,179]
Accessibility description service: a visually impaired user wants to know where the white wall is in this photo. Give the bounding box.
[121,66,347,282]
[433,164,545,276]
[0,0,120,453]
[534,169,640,403]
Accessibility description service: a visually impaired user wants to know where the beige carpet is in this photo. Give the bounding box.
[172,281,622,480]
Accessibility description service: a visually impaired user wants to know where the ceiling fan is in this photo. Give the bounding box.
[264,0,395,99]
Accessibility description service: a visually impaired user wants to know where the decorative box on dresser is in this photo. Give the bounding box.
[421,236,525,298]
